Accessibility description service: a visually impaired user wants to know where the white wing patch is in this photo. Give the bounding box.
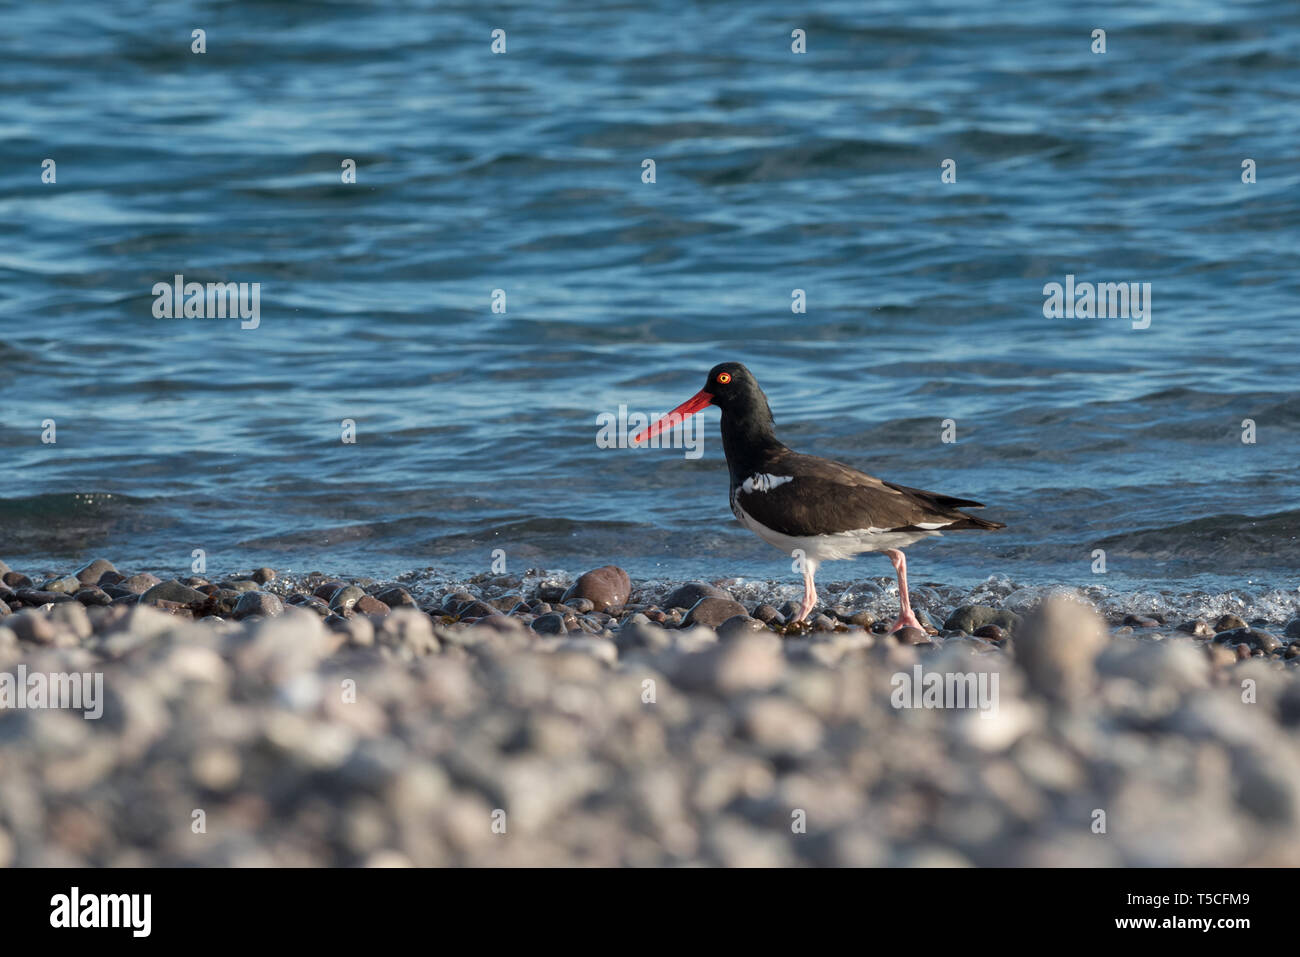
[741,473,794,494]
[914,521,953,530]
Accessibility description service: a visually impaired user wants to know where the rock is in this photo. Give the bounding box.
[1014,596,1107,703]
[118,573,163,595]
[742,697,823,754]
[2,572,32,589]
[329,585,367,613]
[1213,628,1281,654]
[751,603,783,624]
[39,575,82,594]
[74,587,112,607]
[846,611,875,628]
[456,600,499,620]
[682,597,750,629]
[9,611,57,644]
[251,567,276,584]
[531,613,567,635]
[716,615,768,640]
[73,558,117,585]
[662,581,733,611]
[1175,619,1214,638]
[140,580,208,606]
[48,601,92,640]
[561,565,631,614]
[1213,614,1248,633]
[374,586,417,609]
[1284,618,1300,641]
[672,634,784,694]
[220,579,260,593]
[0,598,9,617]
[375,609,440,656]
[233,591,285,620]
[972,624,1003,641]
[943,604,1021,635]
[354,595,390,617]
[893,626,929,644]
[15,588,73,605]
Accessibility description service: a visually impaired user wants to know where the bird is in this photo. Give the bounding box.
[631,361,1005,632]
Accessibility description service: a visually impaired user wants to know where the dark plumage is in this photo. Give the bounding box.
[634,361,1005,629]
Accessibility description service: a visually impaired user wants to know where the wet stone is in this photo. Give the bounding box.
[329,585,367,613]
[1213,614,1248,633]
[683,597,750,629]
[562,565,632,614]
[140,580,208,606]
[233,591,285,620]
[354,595,391,617]
[532,613,567,635]
[663,582,733,612]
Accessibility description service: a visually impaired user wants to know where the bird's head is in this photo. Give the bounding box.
[631,361,773,445]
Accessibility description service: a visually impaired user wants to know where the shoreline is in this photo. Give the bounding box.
[1,556,1298,866]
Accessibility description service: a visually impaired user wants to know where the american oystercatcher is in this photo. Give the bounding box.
[632,362,1005,632]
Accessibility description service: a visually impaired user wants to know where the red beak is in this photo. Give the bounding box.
[631,389,713,445]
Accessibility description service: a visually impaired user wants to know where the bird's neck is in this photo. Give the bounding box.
[720,407,785,483]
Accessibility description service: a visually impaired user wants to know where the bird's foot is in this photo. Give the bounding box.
[887,611,926,635]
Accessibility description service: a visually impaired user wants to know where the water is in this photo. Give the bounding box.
[2,1,1298,611]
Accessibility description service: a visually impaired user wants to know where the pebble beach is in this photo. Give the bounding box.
[2,556,1299,867]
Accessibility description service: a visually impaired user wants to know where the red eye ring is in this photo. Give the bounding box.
[717,372,732,384]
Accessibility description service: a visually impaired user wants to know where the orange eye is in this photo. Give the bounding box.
[717,372,732,384]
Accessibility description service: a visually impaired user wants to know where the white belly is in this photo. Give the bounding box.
[732,499,938,563]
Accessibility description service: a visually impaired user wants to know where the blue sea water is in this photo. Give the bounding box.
[1,1,1298,606]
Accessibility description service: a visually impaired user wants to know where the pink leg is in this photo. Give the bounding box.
[884,549,924,633]
[795,559,818,622]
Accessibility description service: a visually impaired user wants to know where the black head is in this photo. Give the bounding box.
[632,361,780,462]
[702,361,773,422]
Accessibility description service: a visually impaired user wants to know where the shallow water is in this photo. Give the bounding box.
[2,1,1298,602]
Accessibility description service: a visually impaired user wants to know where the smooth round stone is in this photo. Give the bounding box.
[456,600,498,620]
[40,575,82,594]
[943,604,1020,635]
[233,591,285,620]
[1213,614,1248,633]
[116,573,161,594]
[1176,619,1214,638]
[329,585,367,613]
[1213,628,1281,654]
[219,579,260,593]
[561,565,631,614]
[847,611,875,628]
[354,595,391,617]
[751,603,783,624]
[2,572,33,589]
[566,597,595,614]
[663,581,733,611]
[374,586,417,608]
[313,581,346,600]
[892,626,930,644]
[716,615,768,640]
[531,612,567,635]
[683,597,750,629]
[973,624,1004,641]
[72,558,117,586]
[140,580,208,606]
[74,587,112,607]
[251,567,276,584]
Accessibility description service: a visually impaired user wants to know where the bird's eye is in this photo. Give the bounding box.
[717,372,732,384]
